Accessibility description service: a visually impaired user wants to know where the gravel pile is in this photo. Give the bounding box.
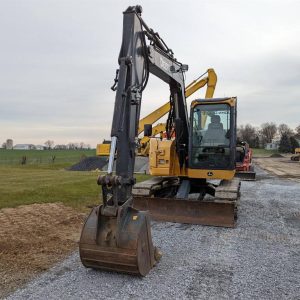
[68,156,108,171]
[7,166,300,300]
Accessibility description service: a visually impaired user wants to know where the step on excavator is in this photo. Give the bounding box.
[79,5,240,276]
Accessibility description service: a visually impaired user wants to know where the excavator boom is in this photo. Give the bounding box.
[80,5,189,276]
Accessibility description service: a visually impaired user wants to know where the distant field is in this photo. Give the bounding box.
[252,148,279,157]
[0,149,95,167]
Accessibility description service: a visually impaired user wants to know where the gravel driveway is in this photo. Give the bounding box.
[7,166,300,300]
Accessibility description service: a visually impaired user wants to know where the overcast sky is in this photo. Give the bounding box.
[0,0,299,146]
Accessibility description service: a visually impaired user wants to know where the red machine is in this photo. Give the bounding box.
[235,141,256,180]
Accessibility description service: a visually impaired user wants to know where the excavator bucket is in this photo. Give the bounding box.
[79,205,156,276]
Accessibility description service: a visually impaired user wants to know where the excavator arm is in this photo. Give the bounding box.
[80,5,189,276]
[103,14,189,207]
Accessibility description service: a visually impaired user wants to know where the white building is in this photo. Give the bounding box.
[35,145,45,150]
[265,137,280,150]
[14,144,35,150]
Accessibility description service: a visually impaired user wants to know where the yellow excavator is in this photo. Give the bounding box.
[291,148,300,161]
[96,69,217,156]
[79,6,240,276]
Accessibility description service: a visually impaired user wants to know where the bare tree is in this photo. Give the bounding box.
[44,140,54,150]
[279,133,292,153]
[54,144,67,150]
[68,142,80,150]
[260,122,277,146]
[237,124,259,148]
[278,123,293,137]
[290,136,299,152]
[295,125,300,136]
[67,143,76,150]
[80,142,85,149]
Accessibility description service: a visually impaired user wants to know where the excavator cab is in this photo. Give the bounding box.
[189,98,236,176]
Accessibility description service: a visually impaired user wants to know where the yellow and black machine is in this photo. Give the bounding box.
[133,97,240,228]
[80,5,240,276]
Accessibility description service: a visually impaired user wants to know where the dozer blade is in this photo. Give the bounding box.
[79,205,156,276]
[235,171,256,181]
[132,177,240,228]
[133,197,236,228]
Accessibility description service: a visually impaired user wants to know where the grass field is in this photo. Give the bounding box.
[0,166,100,210]
[0,150,149,210]
[0,147,281,210]
[0,149,95,167]
[252,148,279,157]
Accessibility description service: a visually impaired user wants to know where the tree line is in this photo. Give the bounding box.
[44,140,91,150]
[238,123,300,153]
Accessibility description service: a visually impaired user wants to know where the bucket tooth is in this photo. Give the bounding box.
[79,205,156,276]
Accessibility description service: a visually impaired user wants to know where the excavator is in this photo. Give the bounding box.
[235,141,256,180]
[79,5,240,276]
[96,68,217,156]
[291,148,300,161]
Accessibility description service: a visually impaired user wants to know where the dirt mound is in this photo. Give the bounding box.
[0,203,84,298]
[68,156,108,171]
[270,153,283,158]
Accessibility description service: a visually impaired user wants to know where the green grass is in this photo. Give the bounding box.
[0,164,150,211]
[0,166,100,210]
[252,148,279,157]
[0,149,95,167]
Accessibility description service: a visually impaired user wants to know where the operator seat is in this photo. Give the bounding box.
[203,115,226,145]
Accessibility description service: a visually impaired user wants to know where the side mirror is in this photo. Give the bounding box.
[144,124,152,137]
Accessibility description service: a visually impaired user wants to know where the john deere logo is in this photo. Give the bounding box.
[207,171,213,176]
